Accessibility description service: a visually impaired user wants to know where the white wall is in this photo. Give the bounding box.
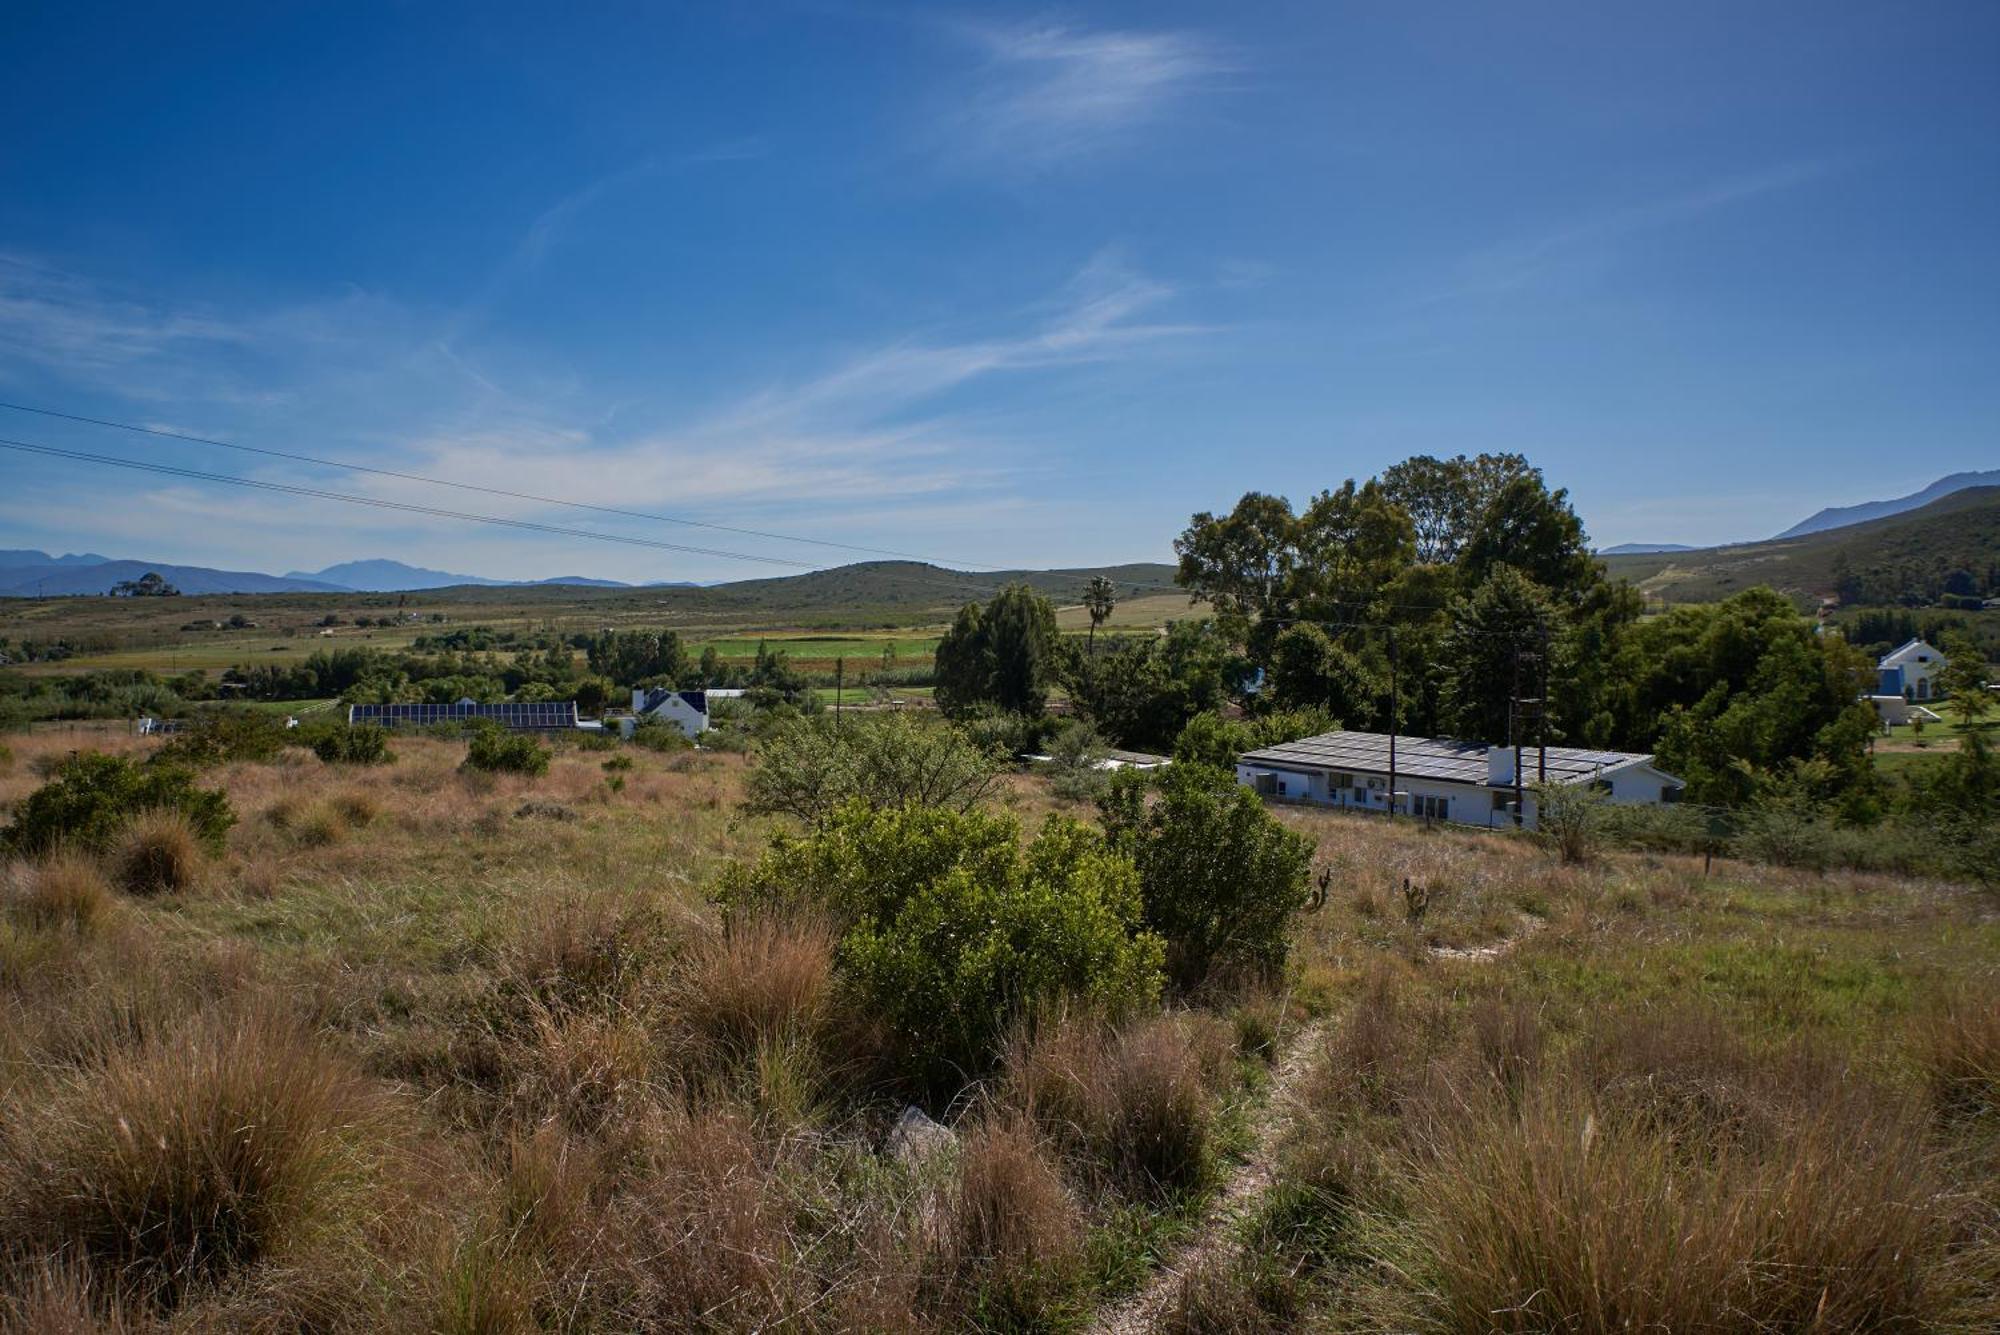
[639,692,709,739]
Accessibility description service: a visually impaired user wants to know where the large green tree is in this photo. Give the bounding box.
[1440,564,1555,745]
[1379,452,1534,565]
[933,583,1060,717]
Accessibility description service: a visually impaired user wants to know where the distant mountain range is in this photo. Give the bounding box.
[1771,470,2000,540]
[1601,485,2000,605]
[0,553,694,597]
[1596,542,1696,556]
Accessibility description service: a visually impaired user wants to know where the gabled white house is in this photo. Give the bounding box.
[1877,639,1946,702]
[1236,730,1683,832]
[622,687,710,740]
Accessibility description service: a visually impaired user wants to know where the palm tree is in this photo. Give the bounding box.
[1083,576,1118,655]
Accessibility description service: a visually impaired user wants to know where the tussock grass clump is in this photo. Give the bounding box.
[496,889,672,1021]
[678,913,836,1058]
[0,1012,382,1307]
[607,1109,803,1327]
[9,854,115,934]
[1416,1081,1948,1333]
[1008,1010,1227,1199]
[110,810,201,896]
[328,789,379,828]
[1919,985,2000,1119]
[946,1116,1083,1324]
[290,803,347,848]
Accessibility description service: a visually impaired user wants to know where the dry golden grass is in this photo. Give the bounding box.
[678,911,837,1058]
[7,853,115,934]
[109,810,201,896]
[0,1009,385,1310]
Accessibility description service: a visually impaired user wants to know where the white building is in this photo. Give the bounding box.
[1877,638,1946,702]
[622,687,710,740]
[1236,730,1683,831]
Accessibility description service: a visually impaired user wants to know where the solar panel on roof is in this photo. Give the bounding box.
[1238,730,1651,786]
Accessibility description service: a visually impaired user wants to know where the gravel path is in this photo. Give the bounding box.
[1086,1011,1331,1335]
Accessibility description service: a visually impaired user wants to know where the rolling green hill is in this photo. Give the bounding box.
[1601,486,2000,605]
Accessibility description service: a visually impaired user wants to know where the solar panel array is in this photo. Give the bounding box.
[1239,730,1649,786]
[348,701,580,730]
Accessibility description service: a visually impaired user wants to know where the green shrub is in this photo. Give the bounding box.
[2,752,234,856]
[1173,712,1251,769]
[1530,780,1605,864]
[720,803,1163,1088]
[152,709,288,767]
[310,722,394,766]
[1044,718,1110,802]
[744,712,1002,825]
[1099,763,1314,992]
[462,725,551,777]
[630,718,693,752]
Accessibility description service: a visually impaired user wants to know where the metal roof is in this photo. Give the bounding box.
[1238,730,1654,787]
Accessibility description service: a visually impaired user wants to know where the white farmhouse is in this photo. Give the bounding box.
[1876,639,1946,702]
[1236,730,1683,831]
[622,687,710,740]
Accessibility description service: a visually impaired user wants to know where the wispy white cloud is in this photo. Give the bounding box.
[934,20,1225,169]
[0,247,1210,580]
[1421,159,1841,305]
[726,250,1209,428]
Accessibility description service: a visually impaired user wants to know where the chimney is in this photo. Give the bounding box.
[1487,744,1515,787]
[631,687,646,713]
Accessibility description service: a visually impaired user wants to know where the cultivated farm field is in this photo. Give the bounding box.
[0,727,1995,1331]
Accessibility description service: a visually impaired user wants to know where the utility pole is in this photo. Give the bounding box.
[834,656,844,728]
[1537,618,1550,785]
[1508,643,1524,825]
[1386,627,1398,820]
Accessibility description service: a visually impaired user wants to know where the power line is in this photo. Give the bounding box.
[0,435,1189,608]
[0,399,986,568]
[0,436,818,567]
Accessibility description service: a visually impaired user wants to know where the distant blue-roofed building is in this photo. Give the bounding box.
[623,687,709,740]
[1876,638,1945,702]
[348,700,581,731]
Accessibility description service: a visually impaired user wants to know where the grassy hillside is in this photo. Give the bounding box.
[0,560,1190,677]
[1602,486,2000,605]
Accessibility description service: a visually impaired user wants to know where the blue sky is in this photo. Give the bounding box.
[2,1,1996,582]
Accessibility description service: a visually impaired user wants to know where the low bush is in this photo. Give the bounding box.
[2,753,233,856]
[1043,718,1110,802]
[629,719,693,753]
[1099,763,1314,992]
[720,803,1163,1088]
[743,712,1002,825]
[152,710,289,768]
[111,810,202,895]
[1529,779,1604,864]
[309,722,393,766]
[461,726,550,777]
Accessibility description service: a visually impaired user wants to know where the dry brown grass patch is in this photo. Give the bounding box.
[9,854,115,934]
[0,1010,384,1309]
[1417,1077,1950,1333]
[109,810,201,896]
[1919,984,2000,1119]
[946,1115,1083,1322]
[678,912,836,1059]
